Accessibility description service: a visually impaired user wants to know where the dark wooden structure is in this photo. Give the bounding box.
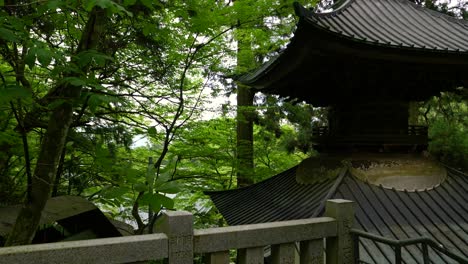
[0,196,128,246]
[238,0,468,151]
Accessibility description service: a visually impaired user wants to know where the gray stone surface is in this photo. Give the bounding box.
[207,251,230,264]
[0,201,356,264]
[300,239,323,264]
[156,211,193,264]
[272,243,295,264]
[238,247,264,264]
[325,199,355,264]
[193,217,336,253]
[0,233,168,264]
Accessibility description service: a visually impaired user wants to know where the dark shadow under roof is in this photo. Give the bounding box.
[207,167,468,263]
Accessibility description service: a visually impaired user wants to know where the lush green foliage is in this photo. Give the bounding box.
[424,91,468,170]
[0,0,318,238]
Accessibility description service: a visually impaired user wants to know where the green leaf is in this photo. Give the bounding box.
[47,0,62,9]
[36,48,52,67]
[0,85,32,103]
[140,0,153,9]
[155,181,181,194]
[140,193,158,209]
[140,193,174,210]
[84,0,106,11]
[146,162,155,183]
[123,0,137,6]
[103,186,128,199]
[142,24,154,36]
[85,0,132,16]
[148,127,157,138]
[157,170,172,182]
[25,48,37,69]
[0,28,17,42]
[76,50,113,68]
[154,193,174,209]
[112,2,133,17]
[64,77,87,86]
[47,99,67,110]
[95,0,113,9]
[134,183,147,192]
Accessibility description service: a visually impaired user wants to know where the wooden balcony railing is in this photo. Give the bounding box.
[311,125,428,147]
[0,200,355,264]
[312,125,428,137]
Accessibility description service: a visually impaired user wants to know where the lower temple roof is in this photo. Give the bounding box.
[206,158,468,263]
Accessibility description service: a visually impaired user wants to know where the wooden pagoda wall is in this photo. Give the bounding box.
[328,101,409,136]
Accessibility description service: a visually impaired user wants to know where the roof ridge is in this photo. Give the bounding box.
[294,0,355,19]
[311,167,348,217]
[301,0,468,27]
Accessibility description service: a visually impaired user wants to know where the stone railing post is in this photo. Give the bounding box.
[238,247,264,264]
[156,211,193,264]
[271,243,295,264]
[325,199,355,264]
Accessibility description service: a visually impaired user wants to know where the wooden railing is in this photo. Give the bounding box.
[0,200,355,264]
[312,125,428,137]
[311,125,428,148]
[407,125,428,136]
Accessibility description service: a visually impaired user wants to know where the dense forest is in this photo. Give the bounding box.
[0,0,466,246]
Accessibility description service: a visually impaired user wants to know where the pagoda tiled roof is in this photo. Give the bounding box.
[297,0,468,53]
[237,0,468,104]
[207,166,468,262]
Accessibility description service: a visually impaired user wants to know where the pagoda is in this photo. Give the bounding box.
[238,0,468,151]
[208,0,468,262]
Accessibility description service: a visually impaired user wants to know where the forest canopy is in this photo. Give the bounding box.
[0,0,466,246]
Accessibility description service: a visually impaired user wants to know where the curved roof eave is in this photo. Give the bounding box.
[238,0,468,87]
[297,0,468,53]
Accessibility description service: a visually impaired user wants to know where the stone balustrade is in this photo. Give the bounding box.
[0,199,354,264]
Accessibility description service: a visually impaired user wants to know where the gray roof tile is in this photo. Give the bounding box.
[302,0,468,52]
[207,167,468,262]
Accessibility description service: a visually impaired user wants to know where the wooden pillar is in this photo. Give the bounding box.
[156,211,193,264]
[325,199,355,264]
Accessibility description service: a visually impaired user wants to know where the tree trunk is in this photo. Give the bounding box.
[236,84,254,187]
[5,7,107,246]
[235,22,255,188]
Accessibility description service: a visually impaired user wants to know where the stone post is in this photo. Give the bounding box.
[156,211,193,264]
[207,251,230,264]
[324,199,355,264]
[300,239,323,264]
[271,243,295,264]
[238,247,264,264]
